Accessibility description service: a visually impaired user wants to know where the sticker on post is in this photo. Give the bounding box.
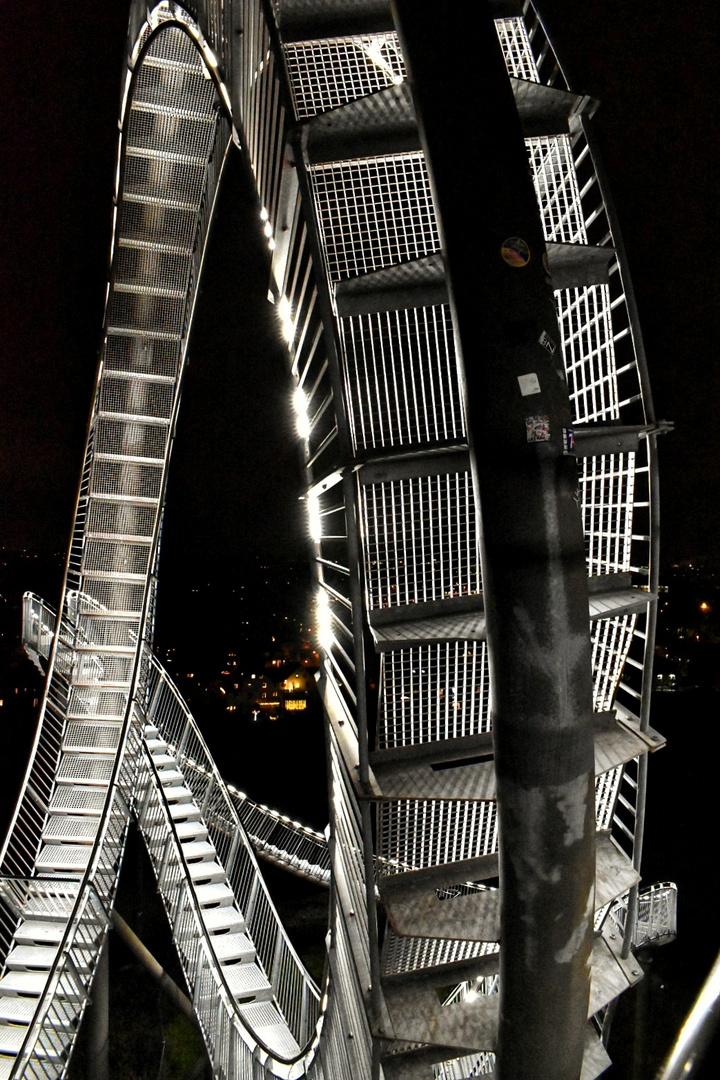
[526,415,551,442]
[538,330,557,355]
[518,372,541,396]
[501,237,531,267]
[563,427,575,453]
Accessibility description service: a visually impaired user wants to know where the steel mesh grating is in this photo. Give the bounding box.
[64,723,123,749]
[107,292,186,334]
[595,765,623,830]
[361,473,481,609]
[73,654,134,685]
[126,106,216,160]
[339,305,465,450]
[83,540,152,577]
[123,153,207,206]
[117,199,198,248]
[98,376,175,419]
[90,460,163,501]
[104,332,180,378]
[378,643,490,749]
[114,240,193,295]
[95,419,168,462]
[87,500,156,538]
[310,153,439,281]
[581,453,635,576]
[66,691,127,721]
[133,60,217,114]
[559,285,619,424]
[592,613,636,712]
[76,617,140,648]
[378,800,497,873]
[284,33,405,119]
[527,135,586,244]
[383,929,498,977]
[494,17,540,81]
[79,580,145,613]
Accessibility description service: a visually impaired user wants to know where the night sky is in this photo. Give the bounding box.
[1,1,719,575]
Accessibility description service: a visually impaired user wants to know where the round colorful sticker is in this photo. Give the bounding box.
[501,237,531,267]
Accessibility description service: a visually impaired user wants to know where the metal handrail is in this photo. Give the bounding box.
[656,949,720,1080]
[143,654,323,1051]
[134,732,323,1071]
[22,593,333,886]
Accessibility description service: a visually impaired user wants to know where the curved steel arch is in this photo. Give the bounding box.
[0,3,665,1079]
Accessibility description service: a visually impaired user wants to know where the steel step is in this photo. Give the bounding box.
[36,845,92,874]
[42,816,100,844]
[180,841,217,862]
[213,933,255,964]
[193,883,235,907]
[202,907,245,934]
[238,1001,302,1059]
[221,964,273,1004]
[187,861,226,885]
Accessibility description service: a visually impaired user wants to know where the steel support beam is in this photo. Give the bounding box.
[392,4,596,1077]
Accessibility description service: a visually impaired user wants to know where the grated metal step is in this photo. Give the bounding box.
[202,907,245,934]
[213,933,255,964]
[220,964,273,1004]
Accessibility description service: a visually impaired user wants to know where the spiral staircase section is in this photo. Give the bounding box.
[0,3,666,1078]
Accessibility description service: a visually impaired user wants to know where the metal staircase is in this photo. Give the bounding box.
[0,2,668,1078]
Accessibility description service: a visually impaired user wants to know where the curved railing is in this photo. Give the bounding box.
[134,724,323,1071]
[22,593,331,887]
[18,590,346,1076]
[2,4,668,1078]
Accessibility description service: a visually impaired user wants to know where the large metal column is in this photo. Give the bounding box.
[392,4,596,1076]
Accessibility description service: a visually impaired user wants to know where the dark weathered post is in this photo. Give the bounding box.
[392,4,596,1076]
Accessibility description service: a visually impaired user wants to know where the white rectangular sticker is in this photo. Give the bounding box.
[518,373,541,396]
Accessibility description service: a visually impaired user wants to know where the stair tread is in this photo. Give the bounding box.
[221,964,273,1001]
[14,922,65,946]
[194,882,234,906]
[213,933,255,963]
[187,861,226,884]
[203,907,245,933]
[6,945,59,970]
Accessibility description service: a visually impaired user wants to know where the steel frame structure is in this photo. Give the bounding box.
[0,2,665,1078]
